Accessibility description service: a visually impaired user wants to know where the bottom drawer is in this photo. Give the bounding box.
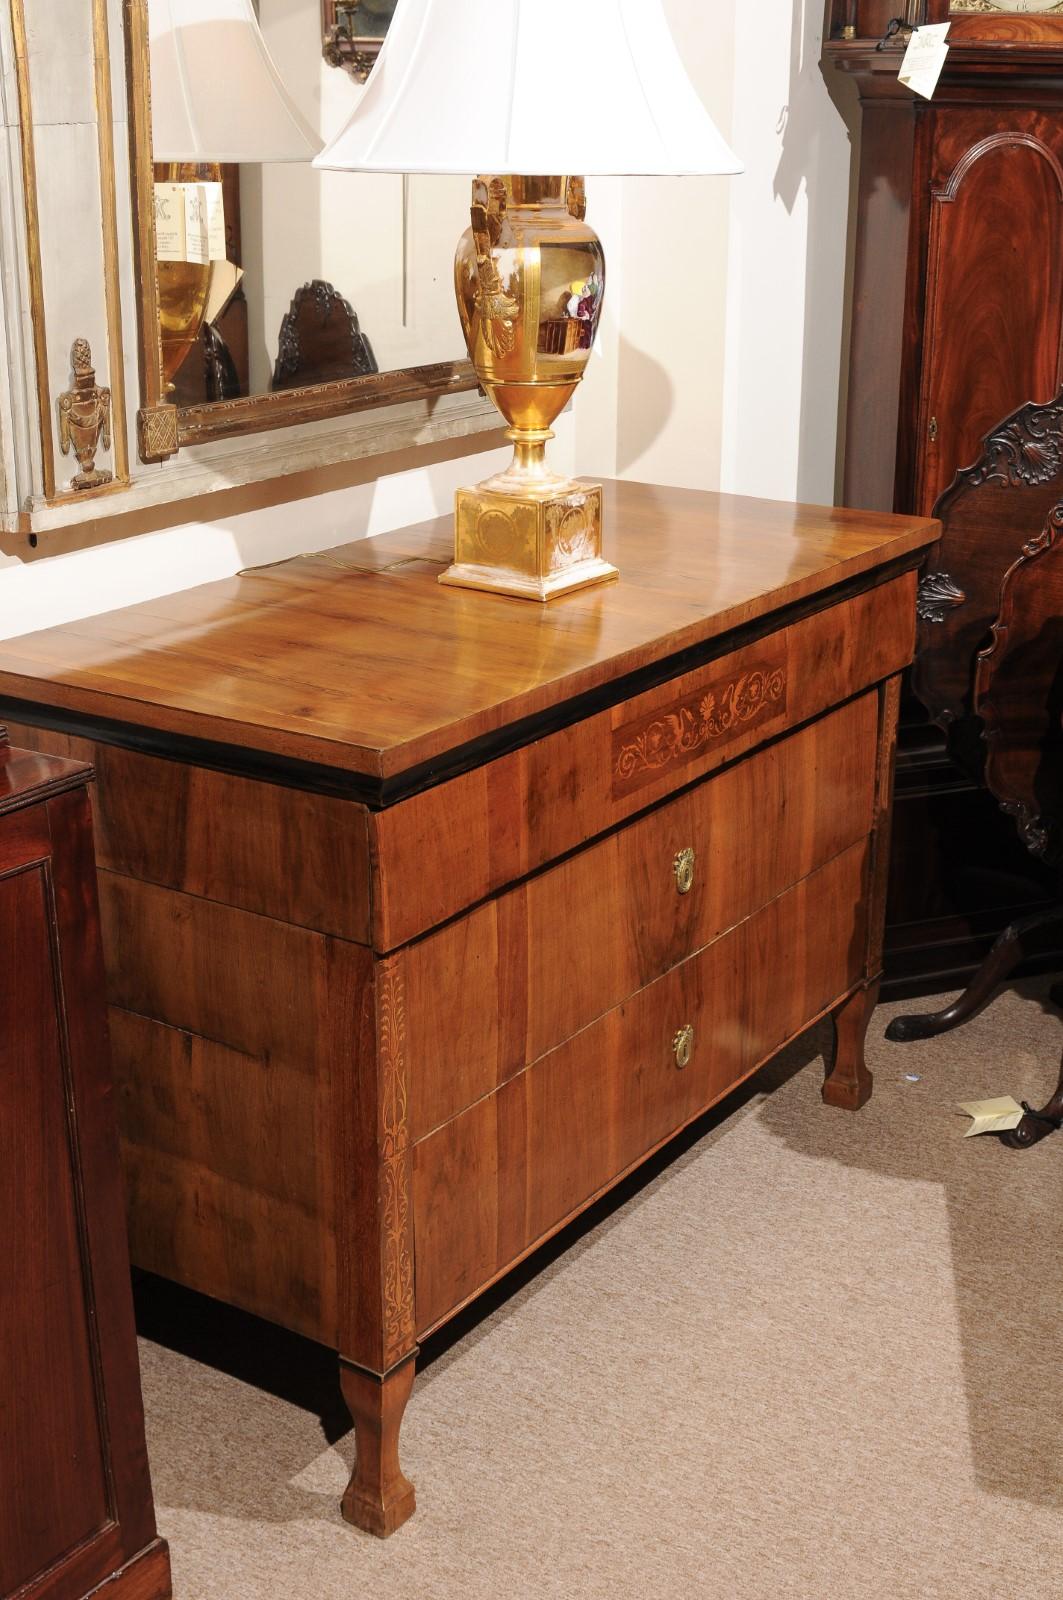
[413,838,870,1334]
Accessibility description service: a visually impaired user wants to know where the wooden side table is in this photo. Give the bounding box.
[0,480,938,1538]
[0,732,171,1600]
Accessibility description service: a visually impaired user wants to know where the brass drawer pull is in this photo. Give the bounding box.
[673,846,696,895]
[673,1024,694,1070]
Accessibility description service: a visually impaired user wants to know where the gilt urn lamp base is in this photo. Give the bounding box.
[441,427,616,601]
[441,484,615,601]
[442,175,617,602]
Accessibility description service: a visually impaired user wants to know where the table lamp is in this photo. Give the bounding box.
[315,0,741,601]
[148,0,321,384]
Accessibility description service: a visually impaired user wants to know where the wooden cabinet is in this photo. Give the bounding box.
[913,107,1063,516]
[0,734,170,1600]
[0,480,938,1538]
[823,6,1063,993]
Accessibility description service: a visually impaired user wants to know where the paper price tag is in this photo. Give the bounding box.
[957,1096,1025,1138]
[153,182,185,263]
[899,22,950,101]
[203,182,227,263]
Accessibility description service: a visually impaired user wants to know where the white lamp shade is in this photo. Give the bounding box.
[149,0,322,163]
[314,0,742,178]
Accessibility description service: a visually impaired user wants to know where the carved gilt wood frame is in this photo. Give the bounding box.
[123,0,478,465]
[8,0,133,508]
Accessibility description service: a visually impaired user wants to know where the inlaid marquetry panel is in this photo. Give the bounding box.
[611,652,787,797]
[377,968,415,1370]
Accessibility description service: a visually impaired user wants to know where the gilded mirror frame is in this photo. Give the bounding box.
[123,0,477,464]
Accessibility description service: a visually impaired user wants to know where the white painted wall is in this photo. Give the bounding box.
[720,0,852,504]
[586,0,852,506]
[606,0,737,492]
[0,437,495,637]
[0,1,856,641]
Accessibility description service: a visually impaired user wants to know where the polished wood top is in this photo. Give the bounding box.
[0,481,937,784]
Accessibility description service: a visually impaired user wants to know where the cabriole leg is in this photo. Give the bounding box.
[339,1353,417,1538]
[885,904,1063,1043]
[823,978,879,1110]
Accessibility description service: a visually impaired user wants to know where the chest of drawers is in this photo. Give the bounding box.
[0,480,937,1537]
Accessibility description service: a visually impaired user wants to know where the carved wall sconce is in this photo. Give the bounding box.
[57,338,113,491]
[322,0,397,83]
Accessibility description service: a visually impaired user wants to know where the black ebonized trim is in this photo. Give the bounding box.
[0,550,925,810]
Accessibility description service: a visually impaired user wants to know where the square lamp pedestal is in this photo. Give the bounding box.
[440,481,617,601]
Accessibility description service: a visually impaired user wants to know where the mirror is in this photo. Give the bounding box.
[127,0,477,458]
[322,0,398,82]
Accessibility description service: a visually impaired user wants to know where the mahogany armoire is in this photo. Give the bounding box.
[823,0,1063,993]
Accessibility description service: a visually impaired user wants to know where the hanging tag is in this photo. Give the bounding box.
[183,185,210,266]
[202,181,227,263]
[899,23,951,100]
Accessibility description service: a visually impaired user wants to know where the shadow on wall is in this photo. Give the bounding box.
[772,0,857,505]
[615,336,675,478]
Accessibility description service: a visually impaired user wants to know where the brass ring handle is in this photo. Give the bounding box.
[673,846,696,895]
[673,1024,694,1070]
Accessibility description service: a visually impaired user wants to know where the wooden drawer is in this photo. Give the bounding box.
[404,691,879,1141]
[372,570,915,948]
[1,720,372,943]
[412,838,870,1334]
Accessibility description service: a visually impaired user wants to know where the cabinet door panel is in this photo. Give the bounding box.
[0,863,109,1595]
[918,118,1063,514]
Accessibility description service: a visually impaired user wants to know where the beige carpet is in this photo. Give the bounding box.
[139,980,1063,1599]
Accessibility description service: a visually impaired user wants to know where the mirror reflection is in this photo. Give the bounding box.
[150,0,468,408]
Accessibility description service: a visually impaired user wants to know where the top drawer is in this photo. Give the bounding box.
[370,571,916,948]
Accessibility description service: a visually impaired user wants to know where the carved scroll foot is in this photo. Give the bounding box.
[885,904,1063,1043]
[339,1355,417,1538]
[823,979,878,1110]
[999,1045,1063,1151]
[1000,1104,1062,1151]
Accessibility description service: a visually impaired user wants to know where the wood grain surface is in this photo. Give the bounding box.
[371,574,917,948]
[412,840,870,1335]
[403,693,878,1142]
[1,722,371,940]
[0,733,171,1600]
[0,481,936,783]
[917,109,1063,517]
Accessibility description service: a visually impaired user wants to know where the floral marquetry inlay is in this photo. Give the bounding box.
[951,2,1063,11]
[612,658,788,797]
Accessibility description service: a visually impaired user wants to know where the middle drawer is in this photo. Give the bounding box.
[402,690,878,1142]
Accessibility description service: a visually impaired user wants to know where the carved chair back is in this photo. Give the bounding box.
[271,280,379,392]
[913,391,1063,863]
[974,504,1063,865]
